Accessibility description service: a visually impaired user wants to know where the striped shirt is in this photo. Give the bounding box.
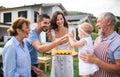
[2,37,31,77]
[97,31,120,63]
[93,31,120,77]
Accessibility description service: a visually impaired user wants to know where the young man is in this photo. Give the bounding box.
[25,14,67,77]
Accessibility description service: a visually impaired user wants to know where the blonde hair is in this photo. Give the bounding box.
[7,17,30,36]
[78,22,93,35]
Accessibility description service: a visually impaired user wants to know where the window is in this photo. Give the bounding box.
[4,12,11,22]
[34,11,39,22]
[18,11,27,18]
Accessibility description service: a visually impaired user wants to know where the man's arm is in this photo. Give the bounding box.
[80,52,120,75]
[32,35,68,53]
[95,58,120,75]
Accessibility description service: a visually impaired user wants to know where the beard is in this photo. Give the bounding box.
[42,28,48,32]
[41,26,49,32]
[98,28,103,36]
[43,29,48,32]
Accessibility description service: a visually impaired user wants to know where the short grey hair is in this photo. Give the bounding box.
[102,12,116,26]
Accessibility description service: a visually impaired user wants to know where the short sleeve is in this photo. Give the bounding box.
[108,37,120,63]
[114,47,120,59]
[27,30,39,44]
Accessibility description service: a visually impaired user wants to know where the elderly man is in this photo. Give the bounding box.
[80,12,120,77]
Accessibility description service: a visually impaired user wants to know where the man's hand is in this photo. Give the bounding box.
[57,35,69,45]
[80,51,98,64]
[32,66,44,77]
[34,67,44,76]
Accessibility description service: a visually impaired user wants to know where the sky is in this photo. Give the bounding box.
[0,0,120,17]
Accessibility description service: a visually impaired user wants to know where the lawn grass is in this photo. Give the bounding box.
[39,55,79,77]
[73,57,79,77]
[91,32,98,40]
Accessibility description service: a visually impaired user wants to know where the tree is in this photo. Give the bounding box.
[0,6,5,9]
[115,16,120,34]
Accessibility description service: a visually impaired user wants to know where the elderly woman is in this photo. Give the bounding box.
[2,17,31,77]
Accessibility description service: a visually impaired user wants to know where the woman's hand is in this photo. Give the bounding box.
[65,33,74,38]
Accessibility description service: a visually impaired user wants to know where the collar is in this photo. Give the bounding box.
[100,31,117,41]
[12,36,22,46]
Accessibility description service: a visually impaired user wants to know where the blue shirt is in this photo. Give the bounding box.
[25,29,41,64]
[98,31,120,63]
[2,37,31,77]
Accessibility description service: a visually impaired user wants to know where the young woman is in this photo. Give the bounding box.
[48,11,74,77]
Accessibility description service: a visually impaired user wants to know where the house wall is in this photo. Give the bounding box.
[0,28,8,37]
[51,6,63,15]
[0,12,4,23]
[40,6,63,17]
[31,6,41,23]
[0,7,33,23]
[0,28,8,43]
[41,7,52,16]
[68,24,78,39]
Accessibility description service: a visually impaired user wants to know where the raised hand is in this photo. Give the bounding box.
[57,35,69,45]
[65,33,73,38]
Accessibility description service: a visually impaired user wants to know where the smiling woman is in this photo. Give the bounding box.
[2,17,32,77]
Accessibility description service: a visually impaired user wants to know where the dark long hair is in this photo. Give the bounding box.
[50,11,68,30]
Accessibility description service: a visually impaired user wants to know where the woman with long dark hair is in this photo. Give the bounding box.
[48,11,74,77]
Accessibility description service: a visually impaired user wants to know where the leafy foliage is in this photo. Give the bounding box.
[115,16,120,34]
[0,6,5,9]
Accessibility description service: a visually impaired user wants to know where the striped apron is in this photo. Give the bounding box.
[92,36,119,77]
